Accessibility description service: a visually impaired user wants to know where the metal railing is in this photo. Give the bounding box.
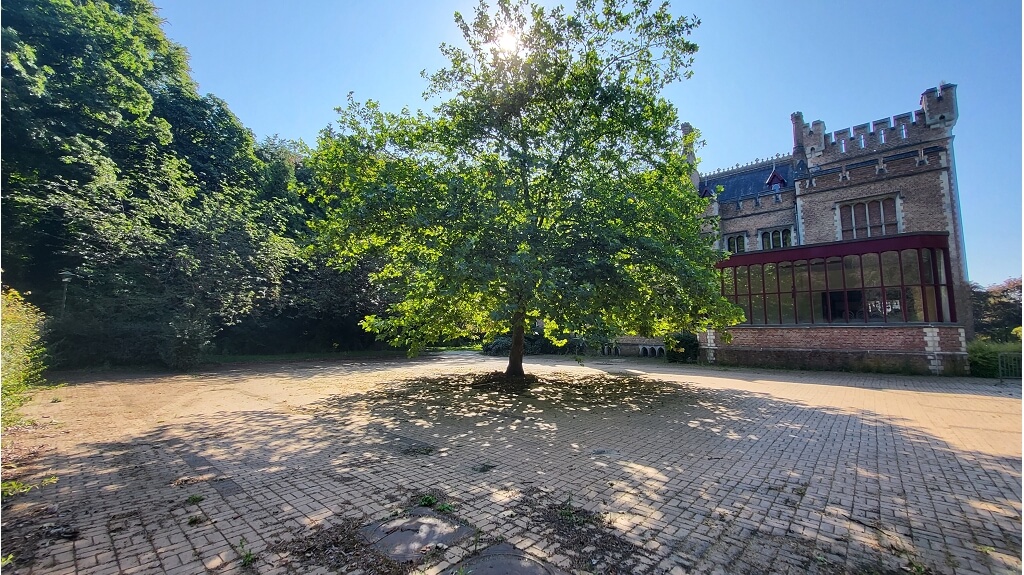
[998,352,1022,382]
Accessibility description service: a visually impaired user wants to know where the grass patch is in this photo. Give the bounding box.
[425,344,483,352]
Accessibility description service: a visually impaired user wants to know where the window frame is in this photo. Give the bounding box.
[838,195,900,240]
[718,232,957,326]
[759,226,794,250]
[724,233,747,254]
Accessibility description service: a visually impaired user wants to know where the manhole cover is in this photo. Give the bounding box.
[360,510,473,562]
[451,543,571,574]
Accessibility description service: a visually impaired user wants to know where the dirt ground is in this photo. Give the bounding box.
[1,353,1020,575]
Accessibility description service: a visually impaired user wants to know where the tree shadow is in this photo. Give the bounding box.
[2,372,1020,574]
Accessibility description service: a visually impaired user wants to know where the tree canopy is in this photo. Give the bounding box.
[307,0,741,375]
[1,0,381,368]
[971,278,1022,342]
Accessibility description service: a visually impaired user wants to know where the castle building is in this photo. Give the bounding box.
[697,84,970,375]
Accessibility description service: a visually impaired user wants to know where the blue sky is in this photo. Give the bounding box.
[154,0,1021,287]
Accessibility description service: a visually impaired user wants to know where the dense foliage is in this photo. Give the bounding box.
[970,278,1022,342]
[308,0,741,376]
[665,331,699,363]
[967,339,1022,378]
[1,289,46,426]
[1,0,379,368]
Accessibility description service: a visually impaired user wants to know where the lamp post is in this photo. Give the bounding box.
[59,271,73,319]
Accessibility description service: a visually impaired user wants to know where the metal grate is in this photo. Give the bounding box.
[998,352,1022,381]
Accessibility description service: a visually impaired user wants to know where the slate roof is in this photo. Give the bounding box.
[700,158,794,202]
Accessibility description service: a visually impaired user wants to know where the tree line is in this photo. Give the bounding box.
[3,0,743,375]
[2,0,384,369]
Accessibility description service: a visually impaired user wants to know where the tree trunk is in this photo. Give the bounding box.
[505,312,526,377]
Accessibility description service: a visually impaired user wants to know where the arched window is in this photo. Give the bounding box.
[726,234,745,253]
[761,228,793,250]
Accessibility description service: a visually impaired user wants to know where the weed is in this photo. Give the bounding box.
[471,462,496,473]
[417,494,438,507]
[187,515,205,526]
[1,554,13,567]
[1,480,33,499]
[906,558,932,575]
[975,544,995,554]
[558,494,581,523]
[50,397,61,403]
[1,476,58,500]
[449,566,472,575]
[793,486,807,497]
[237,537,256,568]
[436,502,455,513]
[186,494,204,505]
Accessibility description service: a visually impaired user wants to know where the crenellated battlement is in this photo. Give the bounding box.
[791,85,957,167]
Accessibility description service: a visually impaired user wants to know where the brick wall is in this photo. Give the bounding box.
[698,325,968,375]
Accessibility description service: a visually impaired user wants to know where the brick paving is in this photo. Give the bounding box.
[2,353,1020,574]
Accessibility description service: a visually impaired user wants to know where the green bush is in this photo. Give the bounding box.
[481,333,560,356]
[482,336,512,356]
[665,332,699,363]
[967,339,1022,378]
[2,289,47,426]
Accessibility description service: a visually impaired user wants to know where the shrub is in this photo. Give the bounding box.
[482,333,559,356]
[665,332,699,363]
[482,336,512,356]
[967,339,1022,378]
[2,289,47,426]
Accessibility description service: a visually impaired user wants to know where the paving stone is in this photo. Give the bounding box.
[3,356,1021,574]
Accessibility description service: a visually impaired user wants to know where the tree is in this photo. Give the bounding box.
[308,0,741,376]
[971,278,1022,342]
[1,0,302,368]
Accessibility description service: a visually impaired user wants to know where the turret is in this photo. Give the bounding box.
[681,122,700,190]
[921,84,957,129]
[790,112,806,160]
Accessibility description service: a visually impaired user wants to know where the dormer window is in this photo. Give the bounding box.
[765,167,786,202]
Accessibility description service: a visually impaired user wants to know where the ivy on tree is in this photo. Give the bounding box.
[307,0,742,376]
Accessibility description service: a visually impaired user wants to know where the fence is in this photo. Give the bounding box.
[998,352,1022,382]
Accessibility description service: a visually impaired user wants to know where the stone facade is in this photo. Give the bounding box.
[697,85,970,375]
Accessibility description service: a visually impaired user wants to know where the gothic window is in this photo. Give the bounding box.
[725,234,746,253]
[760,228,792,250]
[839,197,898,240]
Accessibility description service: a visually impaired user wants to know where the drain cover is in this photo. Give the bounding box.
[360,510,473,562]
[450,543,571,574]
